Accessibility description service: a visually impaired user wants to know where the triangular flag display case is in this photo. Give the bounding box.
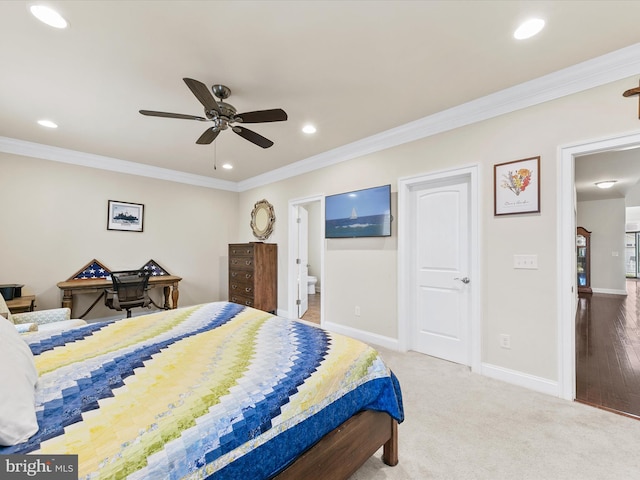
[68,259,111,280]
[141,259,171,276]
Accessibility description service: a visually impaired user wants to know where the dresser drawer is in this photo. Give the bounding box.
[229,244,254,257]
[229,256,254,270]
[229,294,254,307]
[229,269,254,282]
[229,281,254,296]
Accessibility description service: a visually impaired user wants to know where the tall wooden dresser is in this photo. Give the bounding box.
[228,242,277,313]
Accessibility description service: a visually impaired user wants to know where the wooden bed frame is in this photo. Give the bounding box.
[275,410,399,479]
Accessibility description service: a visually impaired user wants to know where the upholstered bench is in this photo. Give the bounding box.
[0,294,86,333]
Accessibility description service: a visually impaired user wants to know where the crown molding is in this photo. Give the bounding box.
[238,42,640,191]
[2,43,640,193]
[0,136,239,192]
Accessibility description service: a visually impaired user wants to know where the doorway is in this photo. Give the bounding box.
[558,131,640,400]
[625,232,639,278]
[288,195,324,324]
[398,164,481,371]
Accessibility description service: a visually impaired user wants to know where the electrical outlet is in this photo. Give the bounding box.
[500,334,511,349]
[355,306,361,316]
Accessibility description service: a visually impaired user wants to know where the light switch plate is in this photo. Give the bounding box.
[514,254,538,269]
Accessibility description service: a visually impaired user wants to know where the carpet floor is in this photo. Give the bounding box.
[350,347,640,479]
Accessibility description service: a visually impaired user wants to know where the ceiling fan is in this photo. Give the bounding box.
[140,78,287,148]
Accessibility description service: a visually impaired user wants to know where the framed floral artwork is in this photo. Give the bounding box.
[494,156,540,216]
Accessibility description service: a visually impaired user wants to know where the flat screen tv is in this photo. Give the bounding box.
[325,184,392,238]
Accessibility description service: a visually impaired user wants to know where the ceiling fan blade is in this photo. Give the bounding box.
[139,110,207,121]
[183,78,220,113]
[196,128,220,145]
[232,126,274,148]
[236,108,288,123]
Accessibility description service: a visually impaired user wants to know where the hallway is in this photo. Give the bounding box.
[576,279,640,418]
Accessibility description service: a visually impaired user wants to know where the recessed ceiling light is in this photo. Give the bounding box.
[37,119,58,128]
[595,180,617,189]
[30,5,68,29]
[302,124,317,134]
[514,18,545,40]
[222,163,233,170]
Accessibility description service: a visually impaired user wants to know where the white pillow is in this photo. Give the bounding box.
[0,318,39,445]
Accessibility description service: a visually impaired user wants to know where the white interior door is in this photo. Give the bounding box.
[413,178,471,365]
[297,206,309,317]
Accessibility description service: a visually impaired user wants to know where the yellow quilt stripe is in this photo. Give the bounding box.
[35,307,200,374]
[37,308,269,479]
[279,333,376,421]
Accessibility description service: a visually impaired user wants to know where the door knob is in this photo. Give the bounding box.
[454,277,470,284]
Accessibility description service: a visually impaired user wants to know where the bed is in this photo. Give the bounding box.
[0,302,404,479]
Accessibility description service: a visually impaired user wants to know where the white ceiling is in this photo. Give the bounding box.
[2,1,640,188]
[575,148,640,202]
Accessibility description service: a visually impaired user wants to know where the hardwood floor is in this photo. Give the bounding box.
[301,293,320,324]
[576,279,640,418]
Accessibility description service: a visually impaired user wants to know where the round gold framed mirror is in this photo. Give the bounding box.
[250,199,275,240]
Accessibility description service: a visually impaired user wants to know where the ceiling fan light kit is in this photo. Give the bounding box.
[140,78,287,149]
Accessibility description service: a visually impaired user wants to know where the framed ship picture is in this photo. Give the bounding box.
[107,200,144,232]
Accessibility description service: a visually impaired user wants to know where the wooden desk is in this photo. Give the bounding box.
[6,295,36,314]
[57,275,181,318]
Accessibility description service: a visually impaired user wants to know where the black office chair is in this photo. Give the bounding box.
[104,270,151,318]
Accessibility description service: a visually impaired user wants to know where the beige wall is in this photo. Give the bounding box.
[3,75,640,385]
[1,154,238,319]
[578,198,627,293]
[238,76,640,382]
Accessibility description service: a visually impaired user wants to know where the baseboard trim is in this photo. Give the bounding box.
[482,362,559,397]
[323,321,399,351]
[591,288,627,295]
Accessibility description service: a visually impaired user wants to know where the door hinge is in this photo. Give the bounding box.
[296,258,301,264]
[296,299,301,305]
[297,217,302,223]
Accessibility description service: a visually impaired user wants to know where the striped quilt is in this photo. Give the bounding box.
[1,302,404,479]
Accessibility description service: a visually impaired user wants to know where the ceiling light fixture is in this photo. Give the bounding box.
[37,119,58,128]
[302,124,317,134]
[595,180,617,189]
[30,5,68,29]
[514,18,545,40]
[222,163,233,170]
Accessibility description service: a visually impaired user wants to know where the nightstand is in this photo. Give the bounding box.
[6,295,36,314]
